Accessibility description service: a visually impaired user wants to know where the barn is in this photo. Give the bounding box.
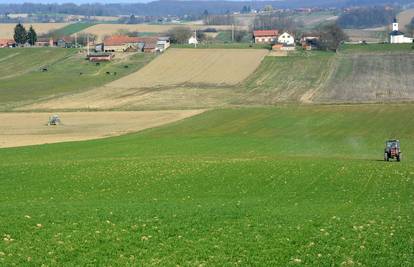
[253,30,279,44]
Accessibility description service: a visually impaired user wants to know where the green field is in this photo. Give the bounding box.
[1,105,413,265]
[48,22,96,37]
[244,52,334,102]
[0,48,155,109]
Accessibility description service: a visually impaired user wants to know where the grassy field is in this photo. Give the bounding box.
[0,48,155,109]
[1,43,414,112]
[50,22,96,37]
[243,51,334,102]
[0,105,413,265]
[316,45,414,103]
[340,43,414,53]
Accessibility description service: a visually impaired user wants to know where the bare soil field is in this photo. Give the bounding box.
[79,24,248,41]
[315,53,414,103]
[397,9,414,31]
[0,110,204,148]
[0,23,69,39]
[109,49,268,88]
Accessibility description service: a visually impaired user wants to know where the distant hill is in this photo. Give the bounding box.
[1,0,414,17]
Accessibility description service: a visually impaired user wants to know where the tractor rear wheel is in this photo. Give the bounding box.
[397,154,401,162]
[384,153,389,161]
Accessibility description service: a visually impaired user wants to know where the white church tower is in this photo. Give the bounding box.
[390,18,414,44]
[392,19,399,32]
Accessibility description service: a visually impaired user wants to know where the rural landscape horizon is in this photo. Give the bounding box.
[1,0,414,265]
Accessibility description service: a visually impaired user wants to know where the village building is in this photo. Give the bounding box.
[0,39,16,48]
[188,35,198,45]
[57,36,75,48]
[35,37,55,47]
[157,37,171,52]
[103,35,166,53]
[253,30,278,44]
[103,35,141,52]
[390,18,413,44]
[278,32,295,46]
[301,36,320,50]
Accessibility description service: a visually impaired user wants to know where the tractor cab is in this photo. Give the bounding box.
[384,139,401,162]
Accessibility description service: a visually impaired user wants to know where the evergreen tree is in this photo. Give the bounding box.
[13,23,27,45]
[27,25,37,46]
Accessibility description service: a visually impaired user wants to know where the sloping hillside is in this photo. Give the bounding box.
[0,48,154,109]
[243,52,334,103]
[316,53,414,103]
[22,49,267,110]
[1,105,414,265]
[109,49,268,88]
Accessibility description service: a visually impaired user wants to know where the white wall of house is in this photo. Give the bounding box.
[255,37,276,43]
[188,36,198,45]
[278,32,295,45]
[390,34,413,44]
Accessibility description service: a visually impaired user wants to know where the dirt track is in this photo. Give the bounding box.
[0,110,204,148]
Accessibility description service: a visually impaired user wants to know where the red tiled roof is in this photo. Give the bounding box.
[104,35,160,47]
[0,39,16,46]
[253,30,279,37]
[104,35,139,46]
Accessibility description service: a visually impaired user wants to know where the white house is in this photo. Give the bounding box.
[188,35,198,45]
[390,18,413,44]
[157,37,171,52]
[278,32,295,46]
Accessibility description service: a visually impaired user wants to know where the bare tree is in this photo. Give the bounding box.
[318,23,349,52]
[167,26,193,44]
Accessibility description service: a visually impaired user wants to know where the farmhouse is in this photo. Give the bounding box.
[253,30,278,44]
[301,36,320,50]
[390,18,413,44]
[278,32,295,46]
[57,36,75,48]
[0,39,16,48]
[188,35,198,45]
[35,37,54,47]
[103,35,165,53]
[157,37,171,52]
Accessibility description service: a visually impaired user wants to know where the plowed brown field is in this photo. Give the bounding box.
[0,110,204,148]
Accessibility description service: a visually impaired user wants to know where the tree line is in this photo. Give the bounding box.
[337,7,397,29]
[13,23,37,45]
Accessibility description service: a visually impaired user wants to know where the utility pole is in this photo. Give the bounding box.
[75,33,77,48]
[232,24,235,42]
[87,34,90,56]
[194,30,197,48]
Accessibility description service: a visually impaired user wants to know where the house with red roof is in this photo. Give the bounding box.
[253,30,279,44]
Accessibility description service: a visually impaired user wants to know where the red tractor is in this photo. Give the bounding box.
[384,140,402,162]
